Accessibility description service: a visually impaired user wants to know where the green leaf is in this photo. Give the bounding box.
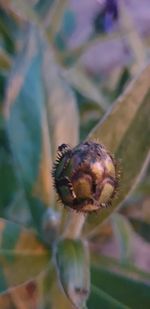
[1,22,78,232]
[2,0,40,25]
[91,254,150,284]
[118,0,146,75]
[0,124,19,216]
[47,0,69,41]
[54,9,76,50]
[0,219,50,293]
[47,273,73,309]
[43,47,79,156]
[89,64,150,152]
[0,48,11,70]
[64,66,107,111]
[3,26,44,191]
[111,213,134,263]
[62,10,76,38]
[2,26,56,232]
[84,65,150,237]
[130,218,150,242]
[55,239,90,308]
[41,42,79,231]
[35,0,54,19]
[90,264,150,308]
[88,285,127,309]
[0,8,17,54]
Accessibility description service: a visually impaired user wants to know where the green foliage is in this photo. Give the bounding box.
[55,239,90,308]
[0,219,50,293]
[84,67,150,237]
[90,266,150,309]
[88,285,127,309]
[0,1,149,308]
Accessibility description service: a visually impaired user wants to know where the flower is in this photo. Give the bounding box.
[52,141,119,213]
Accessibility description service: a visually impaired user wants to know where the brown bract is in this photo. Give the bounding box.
[52,141,119,213]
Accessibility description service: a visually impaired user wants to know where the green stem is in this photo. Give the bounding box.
[63,212,86,239]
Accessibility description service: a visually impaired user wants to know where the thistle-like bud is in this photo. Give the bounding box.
[52,141,119,213]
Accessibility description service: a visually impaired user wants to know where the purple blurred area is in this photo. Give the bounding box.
[68,0,150,74]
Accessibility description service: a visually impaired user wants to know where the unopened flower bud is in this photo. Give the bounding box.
[52,141,119,213]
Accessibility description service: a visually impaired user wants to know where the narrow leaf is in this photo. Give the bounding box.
[0,128,19,216]
[47,0,68,40]
[91,254,150,284]
[3,26,43,191]
[43,47,79,158]
[90,264,150,308]
[55,239,90,308]
[84,65,150,237]
[118,0,146,75]
[88,285,127,309]
[2,26,55,231]
[63,66,107,111]
[0,48,11,70]
[112,213,135,263]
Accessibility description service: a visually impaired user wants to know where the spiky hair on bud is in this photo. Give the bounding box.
[52,141,119,213]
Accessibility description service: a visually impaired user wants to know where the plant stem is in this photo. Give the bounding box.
[63,212,86,239]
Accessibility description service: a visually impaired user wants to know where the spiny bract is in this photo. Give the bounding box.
[52,141,119,213]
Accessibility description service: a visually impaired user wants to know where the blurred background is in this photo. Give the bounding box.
[0,0,150,308]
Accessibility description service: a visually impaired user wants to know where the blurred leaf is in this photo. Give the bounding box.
[54,32,67,52]
[2,26,55,232]
[88,285,127,309]
[1,22,78,232]
[89,65,150,152]
[0,124,19,216]
[1,0,39,25]
[130,218,150,242]
[112,67,131,100]
[43,46,79,158]
[91,254,150,284]
[53,9,76,50]
[62,10,76,38]
[7,283,38,309]
[0,259,54,309]
[55,239,90,308]
[41,42,79,233]
[84,65,150,237]
[4,191,31,226]
[64,66,107,112]
[35,0,54,19]
[0,72,7,103]
[0,8,17,55]
[0,48,11,70]
[47,0,68,41]
[61,30,130,66]
[3,26,44,191]
[90,264,150,309]
[0,292,12,309]
[112,213,134,263]
[48,275,73,309]
[1,261,72,309]
[0,219,50,293]
[118,0,146,75]
[80,117,100,144]
[32,109,54,209]
[76,95,103,141]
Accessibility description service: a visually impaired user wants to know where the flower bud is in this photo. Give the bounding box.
[52,141,119,213]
